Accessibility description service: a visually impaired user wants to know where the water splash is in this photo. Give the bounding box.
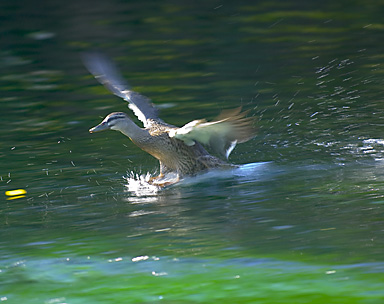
[124,172,161,197]
[123,162,271,198]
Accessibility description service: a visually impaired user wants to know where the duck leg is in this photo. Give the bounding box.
[147,162,179,186]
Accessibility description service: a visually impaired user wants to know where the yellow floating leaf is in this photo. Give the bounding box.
[5,189,27,196]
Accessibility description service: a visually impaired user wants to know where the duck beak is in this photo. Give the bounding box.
[89,122,109,133]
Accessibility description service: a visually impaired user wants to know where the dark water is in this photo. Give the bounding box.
[1,0,384,303]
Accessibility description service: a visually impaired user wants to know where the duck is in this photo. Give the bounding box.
[84,53,256,186]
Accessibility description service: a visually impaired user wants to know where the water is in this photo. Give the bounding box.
[1,0,384,303]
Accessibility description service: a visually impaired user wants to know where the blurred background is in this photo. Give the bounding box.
[1,0,384,303]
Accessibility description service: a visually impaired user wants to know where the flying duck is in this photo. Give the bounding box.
[85,53,255,186]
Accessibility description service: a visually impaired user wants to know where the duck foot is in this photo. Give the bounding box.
[148,173,180,187]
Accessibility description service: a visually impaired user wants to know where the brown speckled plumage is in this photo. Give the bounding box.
[129,119,228,177]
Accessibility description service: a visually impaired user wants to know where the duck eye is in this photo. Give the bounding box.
[106,117,118,125]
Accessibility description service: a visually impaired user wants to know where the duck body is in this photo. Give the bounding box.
[142,122,227,176]
[85,53,255,185]
[91,113,227,179]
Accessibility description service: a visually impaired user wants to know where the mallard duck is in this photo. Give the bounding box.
[85,53,255,185]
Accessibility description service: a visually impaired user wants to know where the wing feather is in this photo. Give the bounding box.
[83,52,159,127]
[170,107,256,159]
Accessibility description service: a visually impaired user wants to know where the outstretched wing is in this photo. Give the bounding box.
[83,52,159,127]
[169,107,256,159]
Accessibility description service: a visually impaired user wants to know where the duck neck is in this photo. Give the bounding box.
[115,119,151,144]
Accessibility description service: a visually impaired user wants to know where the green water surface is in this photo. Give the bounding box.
[1,0,384,303]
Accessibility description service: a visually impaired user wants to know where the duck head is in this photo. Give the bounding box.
[89,112,131,133]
